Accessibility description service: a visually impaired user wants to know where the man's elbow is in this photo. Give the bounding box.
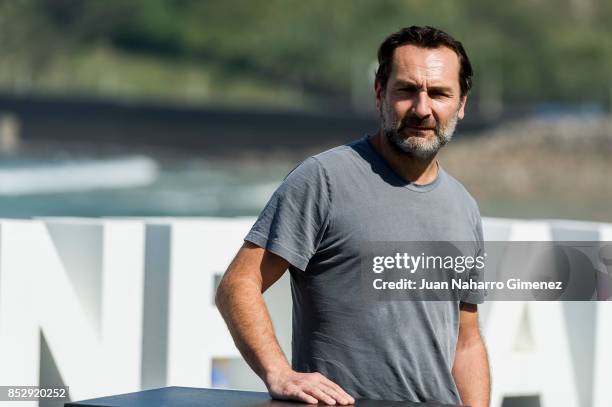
[214,273,257,314]
[214,277,230,314]
[457,332,485,354]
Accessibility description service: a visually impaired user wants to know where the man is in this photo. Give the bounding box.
[216,26,490,406]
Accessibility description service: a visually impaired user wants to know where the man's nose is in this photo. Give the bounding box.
[412,91,432,118]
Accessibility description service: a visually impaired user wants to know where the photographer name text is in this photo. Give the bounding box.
[372,278,563,291]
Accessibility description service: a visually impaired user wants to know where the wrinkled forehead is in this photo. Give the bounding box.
[389,45,461,88]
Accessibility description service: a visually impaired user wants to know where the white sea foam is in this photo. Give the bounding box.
[0,156,159,195]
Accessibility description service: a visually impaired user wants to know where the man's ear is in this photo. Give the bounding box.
[458,95,468,120]
[374,79,384,111]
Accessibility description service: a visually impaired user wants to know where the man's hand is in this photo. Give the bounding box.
[266,368,355,405]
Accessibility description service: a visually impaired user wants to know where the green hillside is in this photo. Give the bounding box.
[1,0,611,110]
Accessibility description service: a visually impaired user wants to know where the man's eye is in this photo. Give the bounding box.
[430,91,449,98]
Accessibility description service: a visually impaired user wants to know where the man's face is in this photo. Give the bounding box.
[375,45,467,160]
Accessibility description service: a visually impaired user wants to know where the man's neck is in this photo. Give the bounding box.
[369,130,439,185]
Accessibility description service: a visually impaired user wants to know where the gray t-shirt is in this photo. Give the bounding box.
[245,135,485,404]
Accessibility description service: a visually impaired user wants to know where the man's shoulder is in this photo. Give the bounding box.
[282,138,364,186]
[314,138,363,159]
[309,137,368,171]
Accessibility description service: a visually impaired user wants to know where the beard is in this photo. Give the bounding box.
[380,99,460,160]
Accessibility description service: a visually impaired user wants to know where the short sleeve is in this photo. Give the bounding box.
[245,157,331,271]
[460,209,487,304]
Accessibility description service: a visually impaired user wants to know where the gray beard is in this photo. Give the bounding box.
[381,106,459,160]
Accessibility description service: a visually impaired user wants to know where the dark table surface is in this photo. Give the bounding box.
[64,386,465,407]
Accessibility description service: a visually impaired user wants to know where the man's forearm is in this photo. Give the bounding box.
[216,277,291,381]
[215,244,355,405]
[452,336,490,407]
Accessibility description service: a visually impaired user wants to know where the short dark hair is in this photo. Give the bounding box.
[375,26,473,97]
